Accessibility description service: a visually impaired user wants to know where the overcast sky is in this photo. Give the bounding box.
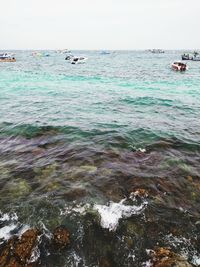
[1,0,199,50]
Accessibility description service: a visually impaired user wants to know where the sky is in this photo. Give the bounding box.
[0,0,199,50]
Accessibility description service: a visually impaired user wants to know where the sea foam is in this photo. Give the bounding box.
[94,197,147,231]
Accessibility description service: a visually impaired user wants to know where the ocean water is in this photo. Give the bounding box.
[0,50,200,266]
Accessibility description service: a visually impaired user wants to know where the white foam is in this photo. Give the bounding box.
[128,250,136,261]
[94,198,147,231]
[61,203,90,216]
[28,245,40,263]
[138,148,146,153]
[165,234,200,266]
[18,225,31,237]
[192,255,200,265]
[60,197,147,231]
[73,252,82,267]
[0,213,10,221]
[0,212,18,222]
[0,224,31,244]
[142,260,152,267]
[0,211,30,243]
[68,250,88,267]
[39,222,52,239]
[0,223,17,242]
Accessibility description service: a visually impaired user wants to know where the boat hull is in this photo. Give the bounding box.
[182,56,193,60]
[0,58,16,62]
[192,57,200,61]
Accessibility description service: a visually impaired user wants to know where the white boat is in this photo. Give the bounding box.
[181,53,193,60]
[171,61,188,71]
[181,51,200,61]
[70,57,87,64]
[100,51,110,55]
[149,49,165,54]
[192,53,200,61]
[0,53,16,62]
[56,49,71,54]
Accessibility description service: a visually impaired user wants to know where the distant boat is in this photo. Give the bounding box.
[70,57,87,64]
[181,53,193,60]
[100,51,110,55]
[149,49,164,54]
[32,52,42,57]
[56,49,71,54]
[171,61,188,71]
[0,53,16,62]
[192,55,200,61]
[32,52,50,57]
[192,51,200,61]
[149,49,165,54]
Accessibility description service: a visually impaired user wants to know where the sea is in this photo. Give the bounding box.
[0,50,200,266]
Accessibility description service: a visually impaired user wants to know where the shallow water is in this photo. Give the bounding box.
[0,50,200,266]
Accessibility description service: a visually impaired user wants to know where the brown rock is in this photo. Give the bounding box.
[132,188,148,198]
[187,176,193,182]
[0,245,10,267]
[0,237,18,267]
[6,257,21,267]
[99,257,112,267]
[27,263,40,267]
[14,229,39,264]
[52,226,70,249]
[151,247,193,267]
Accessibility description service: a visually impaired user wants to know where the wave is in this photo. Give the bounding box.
[0,123,199,151]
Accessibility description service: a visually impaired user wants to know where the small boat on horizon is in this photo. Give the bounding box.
[149,49,165,54]
[32,52,50,57]
[32,52,42,57]
[100,51,111,55]
[192,51,200,61]
[0,53,16,62]
[56,49,71,54]
[171,61,188,71]
[70,57,87,64]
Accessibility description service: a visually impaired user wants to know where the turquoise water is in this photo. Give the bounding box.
[0,50,200,266]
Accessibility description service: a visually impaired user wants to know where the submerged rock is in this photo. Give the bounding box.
[14,229,39,264]
[150,247,193,267]
[34,163,59,183]
[125,221,144,237]
[0,226,70,266]
[79,165,97,173]
[187,176,193,182]
[0,229,39,267]
[63,188,87,201]
[5,179,31,199]
[99,257,113,267]
[6,257,21,267]
[52,226,70,249]
[131,188,148,198]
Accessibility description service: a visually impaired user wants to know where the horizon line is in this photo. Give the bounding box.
[0,48,199,51]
